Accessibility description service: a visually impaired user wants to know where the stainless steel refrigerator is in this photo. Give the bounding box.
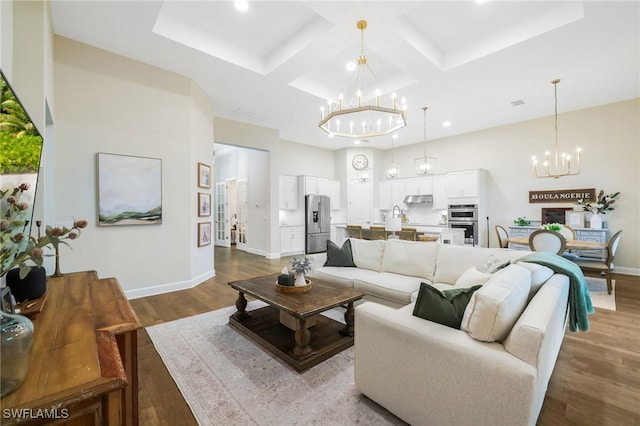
[305,194,331,254]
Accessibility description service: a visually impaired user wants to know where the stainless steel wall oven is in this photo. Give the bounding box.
[448,204,478,246]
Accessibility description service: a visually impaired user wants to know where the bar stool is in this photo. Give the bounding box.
[370,226,387,240]
[398,227,417,241]
[347,225,363,239]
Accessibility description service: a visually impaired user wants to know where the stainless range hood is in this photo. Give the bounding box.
[403,194,433,205]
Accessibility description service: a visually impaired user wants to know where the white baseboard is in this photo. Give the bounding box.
[615,266,640,276]
[125,269,215,300]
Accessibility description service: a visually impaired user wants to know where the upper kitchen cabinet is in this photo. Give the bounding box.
[379,180,406,210]
[433,174,448,210]
[405,176,433,195]
[302,175,330,196]
[279,175,299,210]
[446,169,485,198]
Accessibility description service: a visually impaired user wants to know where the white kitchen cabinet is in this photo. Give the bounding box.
[446,170,480,198]
[392,180,406,207]
[328,180,341,209]
[378,181,392,210]
[303,175,318,195]
[317,177,329,196]
[405,176,433,195]
[433,174,448,210]
[278,175,299,210]
[280,226,305,256]
[378,180,406,210]
[302,175,331,196]
[332,225,348,246]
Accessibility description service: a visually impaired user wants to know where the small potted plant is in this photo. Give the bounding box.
[576,190,620,229]
[513,217,531,226]
[290,256,313,287]
[542,223,562,232]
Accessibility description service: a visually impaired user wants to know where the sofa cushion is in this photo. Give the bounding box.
[312,266,379,289]
[349,238,385,272]
[433,246,527,285]
[381,239,439,281]
[324,239,356,267]
[413,282,482,329]
[514,261,554,298]
[354,272,423,305]
[460,264,532,343]
[454,267,493,288]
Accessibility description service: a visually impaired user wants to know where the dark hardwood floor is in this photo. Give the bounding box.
[130,246,640,425]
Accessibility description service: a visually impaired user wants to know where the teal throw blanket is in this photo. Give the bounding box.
[516,252,594,332]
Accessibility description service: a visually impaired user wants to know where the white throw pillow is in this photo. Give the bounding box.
[381,239,439,280]
[349,238,385,272]
[454,267,493,288]
[460,264,532,343]
[477,253,510,274]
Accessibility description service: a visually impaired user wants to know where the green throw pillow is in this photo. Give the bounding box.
[324,239,356,267]
[412,283,482,329]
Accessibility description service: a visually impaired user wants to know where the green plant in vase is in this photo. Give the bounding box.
[513,217,531,226]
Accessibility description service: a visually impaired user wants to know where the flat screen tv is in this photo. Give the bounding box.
[0,69,45,253]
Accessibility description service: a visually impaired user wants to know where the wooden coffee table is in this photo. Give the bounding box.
[228,274,365,372]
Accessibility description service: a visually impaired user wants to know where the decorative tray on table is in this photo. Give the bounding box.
[275,279,312,293]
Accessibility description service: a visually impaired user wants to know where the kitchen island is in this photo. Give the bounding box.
[335,224,465,245]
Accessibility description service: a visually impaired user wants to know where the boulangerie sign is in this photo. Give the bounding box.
[529,188,596,204]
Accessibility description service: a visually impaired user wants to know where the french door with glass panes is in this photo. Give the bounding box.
[214,182,229,247]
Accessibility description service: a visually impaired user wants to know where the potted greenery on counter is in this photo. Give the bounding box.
[513,217,531,226]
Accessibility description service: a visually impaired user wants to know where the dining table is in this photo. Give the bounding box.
[506,236,607,251]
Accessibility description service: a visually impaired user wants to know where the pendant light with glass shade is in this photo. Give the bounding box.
[386,134,399,179]
[415,106,436,175]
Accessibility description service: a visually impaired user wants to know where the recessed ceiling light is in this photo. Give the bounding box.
[234,0,249,12]
[442,121,451,127]
[346,61,356,72]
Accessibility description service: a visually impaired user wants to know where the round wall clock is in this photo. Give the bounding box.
[352,154,369,171]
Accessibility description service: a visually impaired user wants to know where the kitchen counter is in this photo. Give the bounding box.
[336,224,465,245]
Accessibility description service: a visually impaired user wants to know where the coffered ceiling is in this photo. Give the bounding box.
[50,1,639,150]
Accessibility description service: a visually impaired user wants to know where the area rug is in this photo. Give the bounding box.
[585,277,616,311]
[146,301,405,425]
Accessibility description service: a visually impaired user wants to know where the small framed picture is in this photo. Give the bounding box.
[566,211,585,228]
[198,222,212,247]
[198,162,211,188]
[198,192,211,217]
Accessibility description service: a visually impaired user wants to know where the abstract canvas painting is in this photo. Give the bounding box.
[97,153,162,226]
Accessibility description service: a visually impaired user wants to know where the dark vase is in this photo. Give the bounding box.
[6,266,47,303]
[0,311,34,397]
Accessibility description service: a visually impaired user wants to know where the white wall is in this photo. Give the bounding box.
[54,36,214,297]
[380,99,640,273]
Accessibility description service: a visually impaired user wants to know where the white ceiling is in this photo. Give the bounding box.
[50,1,640,150]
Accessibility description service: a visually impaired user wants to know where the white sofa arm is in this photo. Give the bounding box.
[355,302,538,426]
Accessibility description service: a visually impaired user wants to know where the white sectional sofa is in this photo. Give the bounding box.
[309,238,571,426]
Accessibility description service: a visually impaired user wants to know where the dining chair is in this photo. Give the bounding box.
[347,225,363,239]
[567,230,623,294]
[398,227,417,241]
[558,225,576,240]
[529,229,567,255]
[370,226,387,240]
[495,225,509,248]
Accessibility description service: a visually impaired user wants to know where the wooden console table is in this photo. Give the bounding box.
[1,271,141,426]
